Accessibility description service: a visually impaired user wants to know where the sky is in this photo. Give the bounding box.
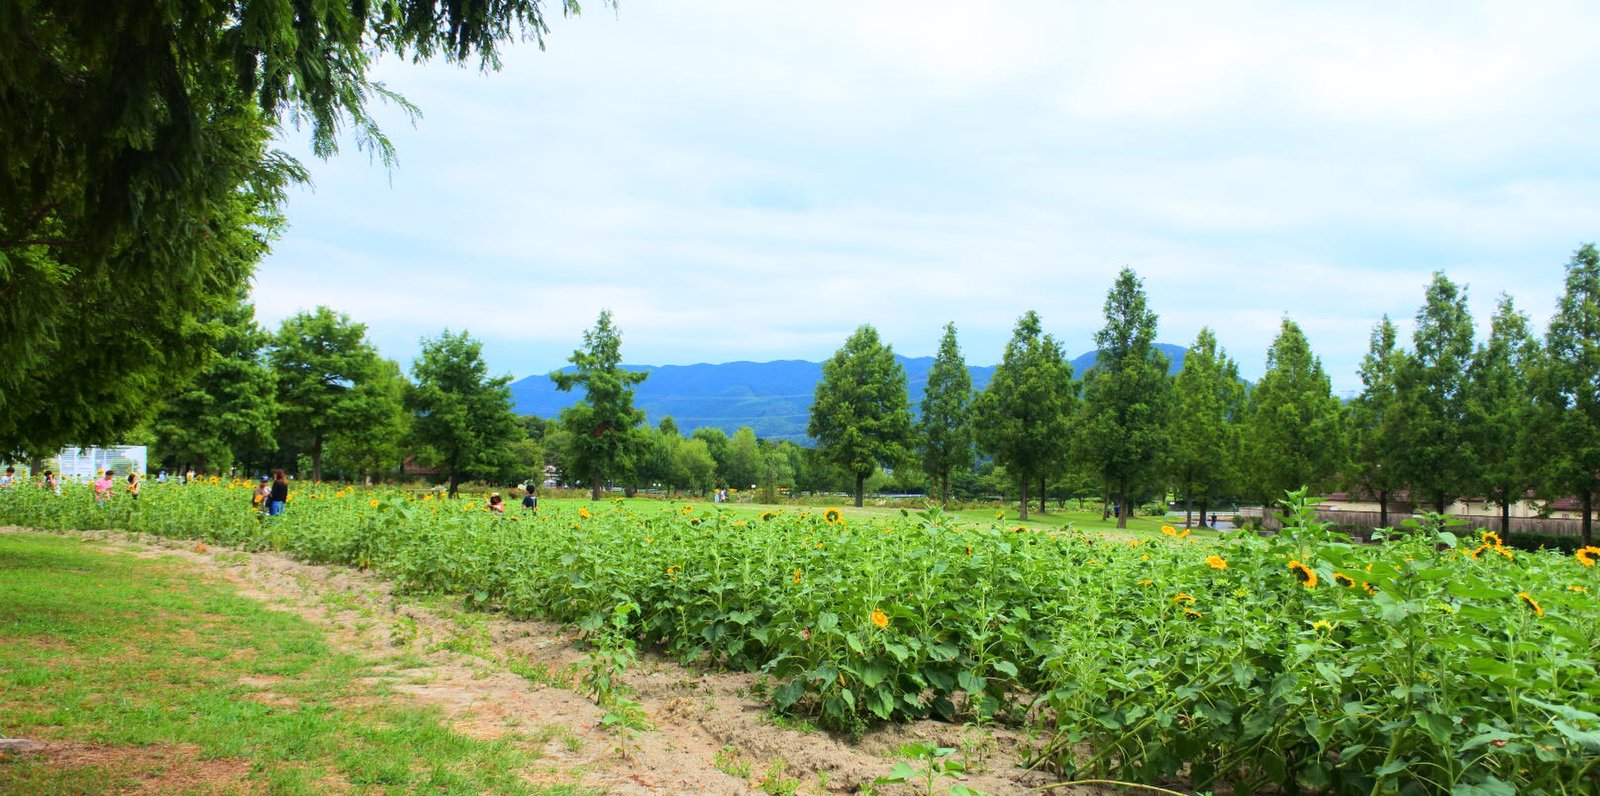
[252,0,1600,397]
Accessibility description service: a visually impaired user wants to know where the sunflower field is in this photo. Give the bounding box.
[3,483,1598,795]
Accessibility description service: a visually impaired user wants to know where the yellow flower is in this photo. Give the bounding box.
[994,511,1005,520]
[368,499,379,508]
[1333,572,1356,588]
[1182,607,1203,619]
[1312,620,1333,632]
[734,520,747,527]
[666,565,680,578]
[760,511,776,521]
[578,506,590,519]
[1161,525,1177,536]
[1481,531,1504,548]
[1138,578,1154,586]
[1576,546,1600,567]
[1516,591,1544,617]
[1568,585,1588,593]
[1176,528,1191,540]
[1205,555,1227,570]
[1362,581,1377,596]
[1172,593,1196,603]
[1494,546,1514,560]
[823,508,843,525]
[1140,554,1150,562]
[681,505,694,515]
[871,608,889,629]
[1288,560,1318,588]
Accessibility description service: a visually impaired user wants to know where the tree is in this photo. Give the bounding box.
[1535,244,1600,546]
[325,357,410,483]
[1242,319,1343,515]
[724,427,765,491]
[1346,317,1410,528]
[918,323,975,506]
[1,1,586,457]
[268,307,386,482]
[1078,268,1171,529]
[408,330,519,497]
[149,297,278,475]
[691,427,731,485]
[972,312,1075,521]
[808,325,913,508]
[1165,327,1243,528]
[1395,273,1476,513]
[552,311,648,501]
[1467,296,1541,536]
[672,438,718,495]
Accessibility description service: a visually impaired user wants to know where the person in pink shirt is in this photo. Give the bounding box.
[92,469,115,503]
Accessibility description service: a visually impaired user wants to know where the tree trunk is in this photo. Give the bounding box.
[1019,472,1030,522]
[941,473,951,508]
[1499,487,1511,537]
[854,472,865,508]
[1378,490,1389,530]
[1198,499,1209,529]
[447,470,461,498]
[1184,480,1193,527]
[1435,493,1447,514]
[1583,489,1593,548]
[1116,485,1128,529]
[1101,486,1111,521]
[591,470,602,501]
[311,434,324,482]
[1038,474,1047,515]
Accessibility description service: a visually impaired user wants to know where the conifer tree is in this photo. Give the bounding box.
[1395,273,1476,513]
[918,323,975,506]
[409,330,519,497]
[1468,296,1541,535]
[1242,319,1342,517]
[553,310,649,501]
[973,312,1076,521]
[150,297,278,474]
[1078,269,1170,529]
[809,325,913,508]
[269,307,388,481]
[1345,316,1410,528]
[1536,244,1600,546]
[1166,328,1243,528]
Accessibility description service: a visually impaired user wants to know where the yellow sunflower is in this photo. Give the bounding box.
[666,564,680,578]
[871,608,890,628]
[1160,525,1177,536]
[1576,546,1600,567]
[823,507,843,525]
[760,511,776,521]
[578,506,590,519]
[1205,555,1228,570]
[793,568,802,584]
[1568,585,1588,593]
[1516,591,1544,617]
[1172,593,1196,603]
[1311,619,1334,632]
[1481,531,1504,548]
[368,499,379,508]
[1287,560,1318,588]
[1333,572,1356,588]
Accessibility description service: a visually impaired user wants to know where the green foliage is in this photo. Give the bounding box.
[408,330,520,495]
[1241,318,1342,508]
[1078,269,1170,528]
[919,323,975,506]
[268,307,390,481]
[553,311,648,500]
[808,325,913,507]
[1535,243,1600,546]
[149,297,278,473]
[1166,327,1243,526]
[1345,316,1409,523]
[973,312,1075,521]
[1395,272,1477,512]
[1467,296,1542,534]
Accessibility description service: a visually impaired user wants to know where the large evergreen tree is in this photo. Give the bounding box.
[973,312,1075,521]
[409,330,519,497]
[1468,295,1541,535]
[553,311,649,501]
[1165,327,1243,528]
[268,307,387,481]
[808,325,913,508]
[1,1,585,456]
[1346,316,1410,528]
[325,357,410,483]
[149,297,278,475]
[917,323,974,506]
[1536,244,1600,546]
[1242,319,1343,516]
[1395,273,1476,513]
[1078,268,1171,529]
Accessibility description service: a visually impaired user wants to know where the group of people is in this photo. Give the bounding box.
[1,465,106,497]
[484,485,540,516]
[250,470,290,516]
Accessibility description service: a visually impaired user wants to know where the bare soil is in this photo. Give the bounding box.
[6,528,1110,795]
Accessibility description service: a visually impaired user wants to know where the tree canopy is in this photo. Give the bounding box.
[268,307,389,482]
[1242,318,1343,511]
[1166,327,1242,528]
[553,310,648,501]
[409,330,519,496]
[808,325,912,508]
[973,312,1075,521]
[1536,244,1600,545]
[918,323,974,506]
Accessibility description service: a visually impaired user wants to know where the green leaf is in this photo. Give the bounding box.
[992,660,1019,678]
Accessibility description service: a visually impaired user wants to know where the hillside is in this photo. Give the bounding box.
[511,344,1187,444]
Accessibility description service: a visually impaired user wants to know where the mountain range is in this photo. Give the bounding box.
[510,343,1188,444]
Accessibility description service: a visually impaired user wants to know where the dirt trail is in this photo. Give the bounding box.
[11,528,1105,795]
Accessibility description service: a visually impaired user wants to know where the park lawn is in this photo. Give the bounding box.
[0,531,581,796]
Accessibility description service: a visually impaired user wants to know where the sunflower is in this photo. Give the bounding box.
[1176,529,1192,540]
[1481,531,1504,548]
[1516,591,1544,617]
[760,511,776,521]
[1205,555,1228,570]
[871,608,890,629]
[368,499,379,508]
[1161,525,1177,536]
[1138,578,1154,586]
[666,565,681,578]
[681,505,694,516]
[1287,560,1318,588]
[793,568,802,584]
[823,508,843,525]
[578,506,590,519]
[994,511,1005,520]
[1172,593,1196,603]
[1333,572,1356,588]
[1311,619,1334,632]
[1576,546,1600,567]
[1568,585,1588,593]
[1182,607,1203,619]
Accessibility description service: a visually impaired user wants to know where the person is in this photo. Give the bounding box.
[0,466,15,488]
[156,470,168,484]
[487,492,505,515]
[267,469,288,516]
[126,472,141,500]
[521,488,538,512]
[92,469,116,503]
[252,476,271,512]
[185,468,196,485]
[40,470,60,494]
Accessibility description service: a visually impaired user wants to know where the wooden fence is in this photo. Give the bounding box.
[1238,506,1588,538]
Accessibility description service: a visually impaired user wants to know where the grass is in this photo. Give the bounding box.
[0,531,586,795]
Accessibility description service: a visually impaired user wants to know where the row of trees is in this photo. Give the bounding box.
[802,249,1600,545]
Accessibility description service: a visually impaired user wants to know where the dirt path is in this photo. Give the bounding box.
[11,528,1104,795]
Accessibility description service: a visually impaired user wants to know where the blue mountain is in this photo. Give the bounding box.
[511,344,1187,444]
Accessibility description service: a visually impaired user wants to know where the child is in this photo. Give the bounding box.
[253,476,270,512]
[521,488,538,512]
[92,470,115,503]
[126,472,141,500]
[487,493,505,515]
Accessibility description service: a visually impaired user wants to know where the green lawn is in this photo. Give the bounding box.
[0,531,583,795]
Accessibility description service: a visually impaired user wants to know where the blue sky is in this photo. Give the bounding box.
[252,0,1600,397]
